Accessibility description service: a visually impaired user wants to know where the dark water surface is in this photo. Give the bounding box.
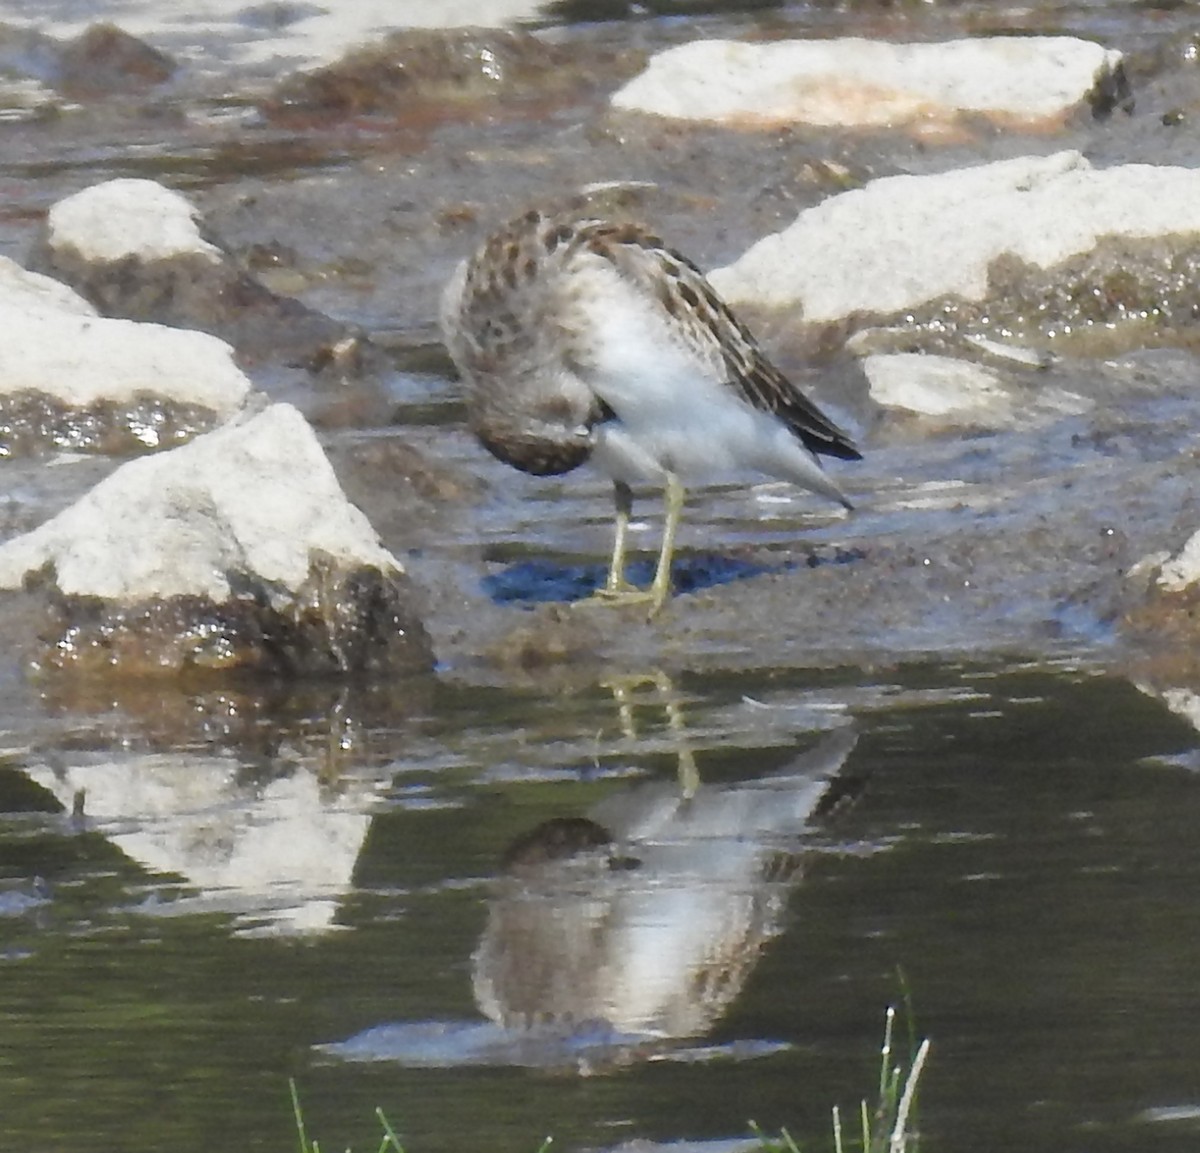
[4,0,1200,1150]
[3,662,1200,1153]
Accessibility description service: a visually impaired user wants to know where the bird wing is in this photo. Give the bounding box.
[580,220,862,463]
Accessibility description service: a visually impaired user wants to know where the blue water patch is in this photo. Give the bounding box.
[0,880,50,918]
[318,1019,645,1069]
[1050,599,1118,647]
[482,548,865,606]
[318,1019,789,1071]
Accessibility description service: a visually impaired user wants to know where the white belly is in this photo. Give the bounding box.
[571,258,849,505]
[591,395,810,485]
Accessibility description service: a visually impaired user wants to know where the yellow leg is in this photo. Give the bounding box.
[603,669,699,797]
[646,472,683,618]
[589,481,652,606]
[581,475,683,617]
[605,481,636,594]
[608,675,638,740]
[659,669,699,798]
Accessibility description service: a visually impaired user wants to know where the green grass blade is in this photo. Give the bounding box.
[290,1079,312,1153]
[887,1038,931,1153]
[375,1108,407,1153]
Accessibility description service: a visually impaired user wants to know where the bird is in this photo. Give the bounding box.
[440,203,862,617]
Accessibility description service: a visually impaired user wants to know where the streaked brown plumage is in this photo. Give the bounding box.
[441,204,861,615]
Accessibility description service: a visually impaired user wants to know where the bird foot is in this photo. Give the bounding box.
[575,582,670,619]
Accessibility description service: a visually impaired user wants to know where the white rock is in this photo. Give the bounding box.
[46,177,222,265]
[1157,688,1200,733]
[0,308,250,412]
[709,151,1200,324]
[863,352,1091,423]
[863,353,1012,418]
[1128,551,1171,582]
[611,37,1122,128]
[1,319,249,412]
[1156,531,1200,592]
[0,250,248,414]
[0,403,402,602]
[0,254,96,316]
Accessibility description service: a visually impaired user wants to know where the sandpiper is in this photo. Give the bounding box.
[440,204,862,616]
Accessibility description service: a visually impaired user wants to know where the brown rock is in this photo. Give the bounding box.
[58,23,176,98]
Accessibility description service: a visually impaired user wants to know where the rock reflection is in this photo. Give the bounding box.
[16,681,424,935]
[23,752,384,934]
[34,674,431,759]
[473,725,858,1042]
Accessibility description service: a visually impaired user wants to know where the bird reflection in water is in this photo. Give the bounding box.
[472,678,860,1053]
[325,675,861,1070]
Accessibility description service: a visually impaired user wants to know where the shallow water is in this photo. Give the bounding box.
[5,0,1200,1149]
[3,662,1200,1152]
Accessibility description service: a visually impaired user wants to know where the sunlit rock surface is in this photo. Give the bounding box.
[36,177,359,363]
[0,255,96,315]
[861,351,1089,425]
[1122,533,1200,688]
[46,178,221,265]
[0,252,250,456]
[863,353,1014,420]
[611,37,1125,130]
[1152,532,1200,594]
[0,403,431,676]
[709,151,1200,352]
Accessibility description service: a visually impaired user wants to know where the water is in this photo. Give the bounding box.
[3,663,1199,1152]
[4,0,1200,1149]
